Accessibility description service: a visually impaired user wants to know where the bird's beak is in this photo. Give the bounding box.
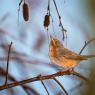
[52,39,55,45]
[50,37,56,46]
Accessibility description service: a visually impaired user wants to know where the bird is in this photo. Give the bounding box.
[48,37,95,69]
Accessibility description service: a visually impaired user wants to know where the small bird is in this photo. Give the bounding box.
[49,37,95,69]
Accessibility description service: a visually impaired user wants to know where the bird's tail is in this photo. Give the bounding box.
[82,55,95,58]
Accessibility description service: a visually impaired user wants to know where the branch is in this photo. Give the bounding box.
[53,77,68,95]
[39,75,50,95]
[52,0,67,40]
[4,42,12,85]
[70,69,88,81]
[0,69,88,91]
[79,37,95,55]
[0,67,40,95]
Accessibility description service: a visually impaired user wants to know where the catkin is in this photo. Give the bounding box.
[23,2,29,21]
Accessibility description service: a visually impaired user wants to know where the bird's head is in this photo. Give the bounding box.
[49,36,64,49]
[49,36,64,58]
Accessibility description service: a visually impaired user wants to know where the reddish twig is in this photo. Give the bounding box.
[0,69,88,91]
[0,67,40,95]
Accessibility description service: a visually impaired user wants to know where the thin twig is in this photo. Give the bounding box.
[39,75,50,95]
[79,37,95,55]
[0,69,87,91]
[53,77,68,95]
[41,80,50,95]
[52,0,59,17]
[18,0,23,25]
[0,67,40,95]
[4,42,12,85]
[47,0,50,15]
[70,69,88,81]
[19,0,23,7]
[52,0,67,40]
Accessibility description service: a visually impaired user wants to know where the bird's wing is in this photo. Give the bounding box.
[59,48,87,60]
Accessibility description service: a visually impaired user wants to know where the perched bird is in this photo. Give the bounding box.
[49,37,95,69]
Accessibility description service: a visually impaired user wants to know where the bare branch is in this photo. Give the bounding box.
[0,67,40,95]
[79,37,95,55]
[0,69,88,91]
[53,77,68,95]
[52,0,67,40]
[4,42,12,85]
[70,69,88,81]
[39,75,50,95]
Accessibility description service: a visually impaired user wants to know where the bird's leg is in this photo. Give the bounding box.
[67,68,74,74]
[70,68,74,72]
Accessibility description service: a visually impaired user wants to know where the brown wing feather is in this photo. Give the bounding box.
[58,48,87,60]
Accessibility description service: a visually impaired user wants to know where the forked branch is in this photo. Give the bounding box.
[0,69,88,91]
[79,37,95,55]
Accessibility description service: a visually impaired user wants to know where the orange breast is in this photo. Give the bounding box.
[49,40,57,57]
[59,57,79,68]
[49,56,80,69]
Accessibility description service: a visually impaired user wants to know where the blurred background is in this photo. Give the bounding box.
[0,0,95,95]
